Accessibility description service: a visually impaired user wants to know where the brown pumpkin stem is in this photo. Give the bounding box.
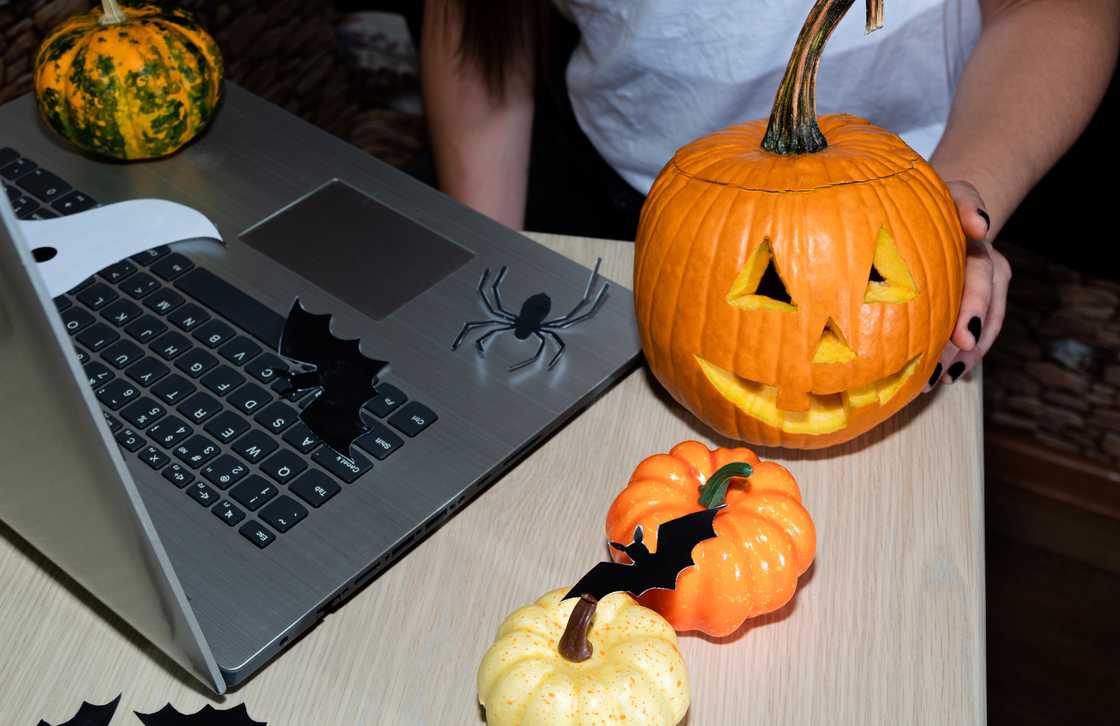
[697,462,753,509]
[762,0,885,155]
[99,0,128,26]
[558,594,597,663]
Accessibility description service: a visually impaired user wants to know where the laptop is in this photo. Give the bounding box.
[0,84,641,693]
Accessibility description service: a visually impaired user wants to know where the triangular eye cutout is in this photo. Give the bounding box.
[726,238,797,311]
[864,226,918,303]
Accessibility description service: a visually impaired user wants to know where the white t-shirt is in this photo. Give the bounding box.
[560,0,982,194]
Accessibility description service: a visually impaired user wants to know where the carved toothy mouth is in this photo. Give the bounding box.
[695,355,923,434]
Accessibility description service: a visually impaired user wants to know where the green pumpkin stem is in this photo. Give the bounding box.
[558,594,597,663]
[697,462,753,509]
[99,0,128,26]
[762,0,885,155]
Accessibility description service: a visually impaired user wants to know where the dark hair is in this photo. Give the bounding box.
[442,0,551,98]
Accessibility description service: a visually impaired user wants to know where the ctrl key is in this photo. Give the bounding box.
[239,521,275,549]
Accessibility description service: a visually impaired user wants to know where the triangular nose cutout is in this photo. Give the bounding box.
[864,226,918,303]
[813,318,856,363]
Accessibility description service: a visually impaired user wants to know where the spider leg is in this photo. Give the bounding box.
[451,319,506,350]
[475,325,512,354]
[543,281,609,329]
[478,267,516,321]
[490,266,517,318]
[544,330,566,369]
[542,258,608,325]
[509,331,548,372]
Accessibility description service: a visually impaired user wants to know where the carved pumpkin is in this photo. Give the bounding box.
[477,589,690,725]
[634,0,965,448]
[606,441,815,637]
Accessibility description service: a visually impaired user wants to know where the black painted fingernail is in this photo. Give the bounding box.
[928,363,942,387]
[968,316,982,342]
[948,361,966,381]
[977,209,990,231]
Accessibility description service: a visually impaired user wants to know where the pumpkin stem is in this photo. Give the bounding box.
[99,0,129,26]
[558,594,597,662]
[697,462,753,509]
[762,0,885,155]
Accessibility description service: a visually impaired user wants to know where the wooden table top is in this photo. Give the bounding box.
[0,233,986,725]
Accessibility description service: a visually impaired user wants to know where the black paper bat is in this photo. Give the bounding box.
[135,703,267,726]
[39,695,120,726]
[276,300,387,457]
[564,507,723,602]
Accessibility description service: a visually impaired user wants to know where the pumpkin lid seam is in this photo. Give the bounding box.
[668,158,921,194]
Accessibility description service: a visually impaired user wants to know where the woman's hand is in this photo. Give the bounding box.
[924,180,1012,391]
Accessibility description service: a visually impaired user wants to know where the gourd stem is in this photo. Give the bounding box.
[558,595,597,662]
[762,0,884,155]
[697,462,753,509]
[99,0,128,26]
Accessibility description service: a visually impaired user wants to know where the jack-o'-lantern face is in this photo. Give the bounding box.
[634,115,966,449]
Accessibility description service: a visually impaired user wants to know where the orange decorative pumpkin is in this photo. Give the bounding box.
[606,440,815,637]
[634,0,965,449]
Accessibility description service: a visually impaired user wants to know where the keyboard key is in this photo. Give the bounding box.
[151,331,192,360]
[200,366,244,397]
[192,319,235,349]
[245,353,287,385]
[239,521,275,548]
[151,253,195,281]
[173,434,221,468]
[51,190,96,214]
[125,314,167,343]
[131,246,170,266]
[61,306,95,335]
[354,421,404,461]
[29,207,59,220]
[230,475,278,511]
[227,383,271,415]
[177,391,222,424]
[151,374,195,405]
[0,148,17,167]
[364,383,407,418]
[162,463,194,488]
[17,167,70,202]
[312,447,371,484]
[97,260,136,285]
[146,415,193,448]
[186,481,220,507]
[388,402,438,438]
[231,429,278,464]
[282,422,321,454]
[100,299,143,327]
[121,272,160,299]
[120,397,167,429]
[76,322,119,352]
[175,348,218,378]
[138,446,170,470]
[289,469,340,508]
[201,454,250,490]
[126,356,170,387]
[83,361,114,388]
[212,500,246,526]
[102,411,122,432]
[259,495,308,533]
[69,276,96,294]
[168,303,211,332]
[114,427,146,452]
[101,339,145,369]
[143,287,185,315]
[1,157,35,180]
[218,336,262,366]
[96,379,140,410]
[76,282,118,311]
[254,400,299,434]
[74,347,90,365]
[260,449,307,485]
[13,196,40,219]
[203,410,250,444]
[54,295,72,313]
[175,268,285,346]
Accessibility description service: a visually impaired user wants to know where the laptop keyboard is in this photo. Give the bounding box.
[3,147,438,549]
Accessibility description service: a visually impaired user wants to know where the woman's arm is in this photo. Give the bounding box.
[420,0,536,230]
[926,0,1120,386]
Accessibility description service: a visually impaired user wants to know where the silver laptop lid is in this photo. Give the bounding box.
[0,194,225,693]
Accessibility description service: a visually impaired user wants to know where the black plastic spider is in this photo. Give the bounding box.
[451,258,609,371]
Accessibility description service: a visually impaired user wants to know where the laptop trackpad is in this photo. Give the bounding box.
[241,180,474,320]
